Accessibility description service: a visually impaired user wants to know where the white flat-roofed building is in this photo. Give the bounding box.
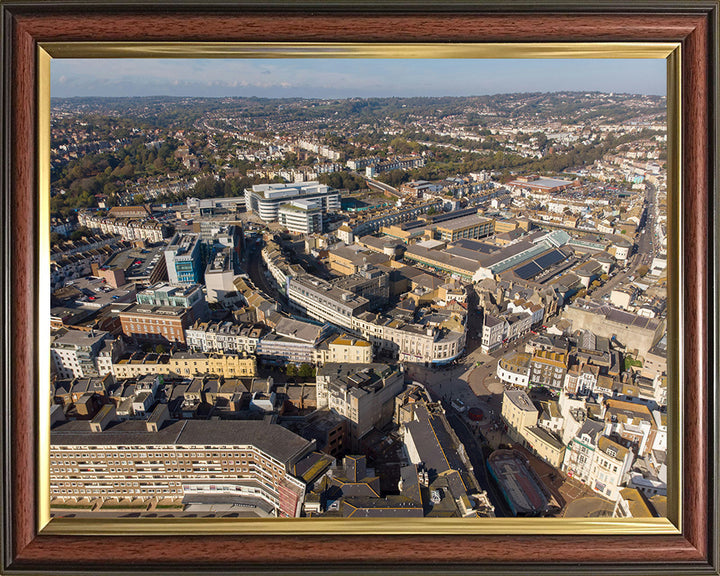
[257,317,332,365]
[186,196,246,211]
[287,274,369,331]
[244,181,340,222]
[278,199,323,234]
[204,248,241,305]
[51,329,114,379]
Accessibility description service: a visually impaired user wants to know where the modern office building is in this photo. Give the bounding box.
[164,233,203,285]
[278,199,324,234]
[433,213,495,242]
[255,317,333,366]
[244,182,340,222]
[136,282,208,322]
[286,274,369,331]
[186,196,246,212]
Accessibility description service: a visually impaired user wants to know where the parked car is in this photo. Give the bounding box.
[451,398,467,413]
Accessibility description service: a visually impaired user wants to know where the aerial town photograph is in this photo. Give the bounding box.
[48,57,669,521]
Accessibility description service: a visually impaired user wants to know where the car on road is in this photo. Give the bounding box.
[451,398,467,413]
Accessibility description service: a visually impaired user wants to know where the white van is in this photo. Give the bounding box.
[451,398,467,413]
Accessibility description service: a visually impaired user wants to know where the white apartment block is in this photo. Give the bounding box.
[50,419,313,517]
[204,249,240,304]
[51,329,113,379]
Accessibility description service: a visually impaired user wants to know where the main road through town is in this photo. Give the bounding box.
[446,411,509,516]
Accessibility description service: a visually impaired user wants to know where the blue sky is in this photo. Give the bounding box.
[51,58,667,99]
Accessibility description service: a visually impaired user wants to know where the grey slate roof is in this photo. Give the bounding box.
[51,419,314,464]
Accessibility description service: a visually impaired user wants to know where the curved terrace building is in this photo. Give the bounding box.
[244,182,340,223]
[50,419,314,517]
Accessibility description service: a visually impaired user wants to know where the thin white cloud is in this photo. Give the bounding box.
[50,58,666,98]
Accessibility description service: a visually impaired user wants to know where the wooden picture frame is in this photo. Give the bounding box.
[1,1,717,574]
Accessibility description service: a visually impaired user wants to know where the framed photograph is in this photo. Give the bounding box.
[1,1,717,574]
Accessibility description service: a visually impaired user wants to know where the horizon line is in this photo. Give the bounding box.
[50,91,667,100]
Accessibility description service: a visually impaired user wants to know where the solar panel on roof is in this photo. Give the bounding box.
[534,248,567,269]
[514,261,543,280]
[452,238,496,253]
[512,249,567,280]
